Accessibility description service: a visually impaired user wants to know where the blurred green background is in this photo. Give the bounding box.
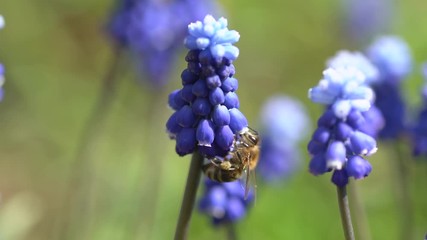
[0,0,426,239]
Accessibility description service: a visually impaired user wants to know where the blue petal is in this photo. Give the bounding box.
[307,140,326,156]
[229,108,248,133]
[215,125,234,150]
[317,109,337,127]
[192,97,212,116]
[349,131,378,156]
[332,100,352,118]
[223,45,239,61]
[206,75,221,89]
[346,156,372,179]
[209,87,225,106]
[192,79,209,97]
[184,36,199,49]
[221,77,238,92]
[331,170,349,187]
[225,197,246,222]
[176,128,196,156]
[181,84,196,103]
[196,119,215,146]
[212,105,230,126]
[309,154,328,175]
[196,37,210,49]
[311,126,331,144]
[176,105,196,128]
[224,92,240,109]
[181,69,198,85]
[347,110,365,129]
[308,86,335,104]
[166,112,182,139]
[325,141,347,170]
[335,122,354,141]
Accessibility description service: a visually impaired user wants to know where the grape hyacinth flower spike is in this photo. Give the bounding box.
[168,15,250,240]
[342,0,392,45]
[198,178,254,237]
[366,36,412,139]
[326,51,384,138]
[412,63,427,157]
[0,15,5,100]
[108,0,219,87]
[258,96,310,182]
[308,63,378,240]
[367,36,415,240]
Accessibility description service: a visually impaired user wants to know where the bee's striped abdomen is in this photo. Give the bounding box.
[202,163,241,182]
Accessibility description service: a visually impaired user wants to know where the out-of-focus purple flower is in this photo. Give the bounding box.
[0,15,4,101]
[108,0,219,87]
[0,15,4,29]
[342,0,392,43]
[198,178,253,225]
[412,63,427,157]
[167,16,248,158]
[308,57,378,186]
[366,36,412,139]
[367,36,412,84]
[258,96,310,182]
[327,51,379,84]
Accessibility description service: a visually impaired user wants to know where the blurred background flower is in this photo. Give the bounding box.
[257,95,310,182]
[412,63,427,157]
[108,0,220,87]
[366,36,413,139]
[341,0,393,45]
[198,178,253,226]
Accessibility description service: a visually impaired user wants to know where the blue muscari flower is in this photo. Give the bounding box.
[367,36,412,83]
[342,0,392,44]
[184,15,239,61]
[327,51,379,84]
[198,178,253,225]
[0,15,4,29]
[258,96,310,182]
[308,67,374,119]
[108,0,219,87]
[308,64,378,186]
[366,36,412,139]
[327,51,384,138]
[0,16,4,100]
[166,16,249,157]
[412,63,427,157]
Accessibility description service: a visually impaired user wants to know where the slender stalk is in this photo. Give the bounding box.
[58,45,123,240]
[337,186,355,240]
[349,181,371,240]
[225,223,238,240]
[392,141,413,240]
[131,89,169,239]
[174,151,203,240]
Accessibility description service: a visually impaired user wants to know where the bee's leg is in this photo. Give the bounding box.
[209,158,222,166]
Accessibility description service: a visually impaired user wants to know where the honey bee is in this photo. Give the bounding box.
[202,127,260,199]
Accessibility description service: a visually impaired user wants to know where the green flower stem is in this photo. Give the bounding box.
[225,223,238,240]
[132,90,169,239]
[58,45,123,240]
[349,181,371,240]
[174,151,203,240]
[337,185,355,240]
[392,141,413,240]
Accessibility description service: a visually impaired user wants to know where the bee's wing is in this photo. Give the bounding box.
[243,164,257,201]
